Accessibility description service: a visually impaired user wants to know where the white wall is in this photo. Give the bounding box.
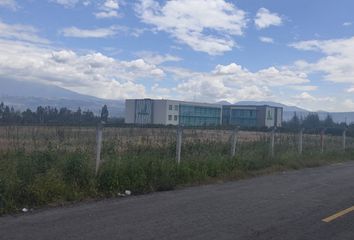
[125,100,135,124]
[153,100,167,125]
[165,100,180,125]
[276,108,283,127]
[265,107,276,128]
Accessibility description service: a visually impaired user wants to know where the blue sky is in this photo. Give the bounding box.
[0,0,354,111]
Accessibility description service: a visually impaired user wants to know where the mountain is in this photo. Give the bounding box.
[0,80,99,100]
[0,80,125,117]
[1,81,353,123]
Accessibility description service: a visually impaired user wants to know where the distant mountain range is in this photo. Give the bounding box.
[0,80,124,117]
[1,80,354,123]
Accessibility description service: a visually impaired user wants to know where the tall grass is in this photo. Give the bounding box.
[0,138,353,215]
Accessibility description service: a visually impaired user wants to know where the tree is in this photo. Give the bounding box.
[100,105,109,123]
[286,112,301,130]
[302,113,320,130]
[323,114,335,128]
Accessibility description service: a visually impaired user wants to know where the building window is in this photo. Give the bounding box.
[168,115,172,121]
[174,105,179,111]
[169,105,173,110]
[174,115,178,121]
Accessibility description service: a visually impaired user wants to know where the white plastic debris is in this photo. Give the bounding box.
[22,208,28,213]
[125,190,131,196]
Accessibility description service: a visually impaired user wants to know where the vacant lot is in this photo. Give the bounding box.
[0,125,351,154]
[0,125,353,215]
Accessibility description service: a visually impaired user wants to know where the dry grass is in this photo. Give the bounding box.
[0,126,352,155]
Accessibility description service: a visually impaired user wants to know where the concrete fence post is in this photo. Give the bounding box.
[298,128,303,155]
[95,122,103,175]
[176,126,183,164]
[343,129,347,152]
[270,127,276,158]
[320,129,325,153]
[230,127,239,157]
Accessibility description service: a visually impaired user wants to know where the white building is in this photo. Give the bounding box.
[125,99,222,126]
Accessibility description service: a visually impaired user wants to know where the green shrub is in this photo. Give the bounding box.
[1,136,353,215]
[29,169,66,205]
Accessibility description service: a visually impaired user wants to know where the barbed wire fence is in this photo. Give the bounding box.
[0,125,352,175]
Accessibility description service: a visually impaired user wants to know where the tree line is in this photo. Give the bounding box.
[282,113,353,135]
[1,101,354,134]
[0,102,110,125]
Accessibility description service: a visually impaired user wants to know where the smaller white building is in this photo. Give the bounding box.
[125,99,222,126]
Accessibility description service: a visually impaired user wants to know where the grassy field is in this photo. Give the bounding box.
[0,126,353,215]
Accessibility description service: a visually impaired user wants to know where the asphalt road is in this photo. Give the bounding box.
[1,162,354,240]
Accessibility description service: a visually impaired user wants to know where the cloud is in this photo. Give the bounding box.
[95,0,121,19]
[162,62,309,103]
[136,51,182,65]
[344,99,354,109]
[0,40,164,99]
[343,22,352,27]
[290,92,338,111]
[347,87,354,93]
[259,36,274,43]
[288,85,318,91]
[290,36,354,84]
[213,63,308,86]
[0,0,18,10]
[0,20,49,44]
[50,0,92,7]
[60,26,121,38]
[135,0,247,55]
[293,92,335,102]
[254,8,282,29]
[50,0,80,8]
[294,92,316,101]
[0,22,165,100]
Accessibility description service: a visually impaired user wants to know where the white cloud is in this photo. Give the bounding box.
[51,0,80,8]
[290,36,354,84]
[50,0,92,7]
[259,36,274,43]
[213,63,309,86]
[0,20,49,44]
[103,0,118,9]
[254,8,282,29]
[95,0,121,19]
[0,22,165,100]
[344,99,354,109]
[343,22,352,27]
[0,0,18,10]
[293,92,335,102]
[150,83,171,99]
[136,51,182,65]
[290,92,340,111]
[60,26,121,38]
[0,40,164,99]
[289,85,318,91]
[136,0,247,55]
[347,87,354,93]
[294,92,316,101]
[95,10,119,19]
[162,62,309,103]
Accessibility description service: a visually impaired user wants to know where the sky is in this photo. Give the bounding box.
[0,0,354,111]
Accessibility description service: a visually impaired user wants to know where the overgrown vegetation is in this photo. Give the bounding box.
[1,138,353,215]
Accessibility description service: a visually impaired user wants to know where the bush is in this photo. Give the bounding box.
[1,137,353,215]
